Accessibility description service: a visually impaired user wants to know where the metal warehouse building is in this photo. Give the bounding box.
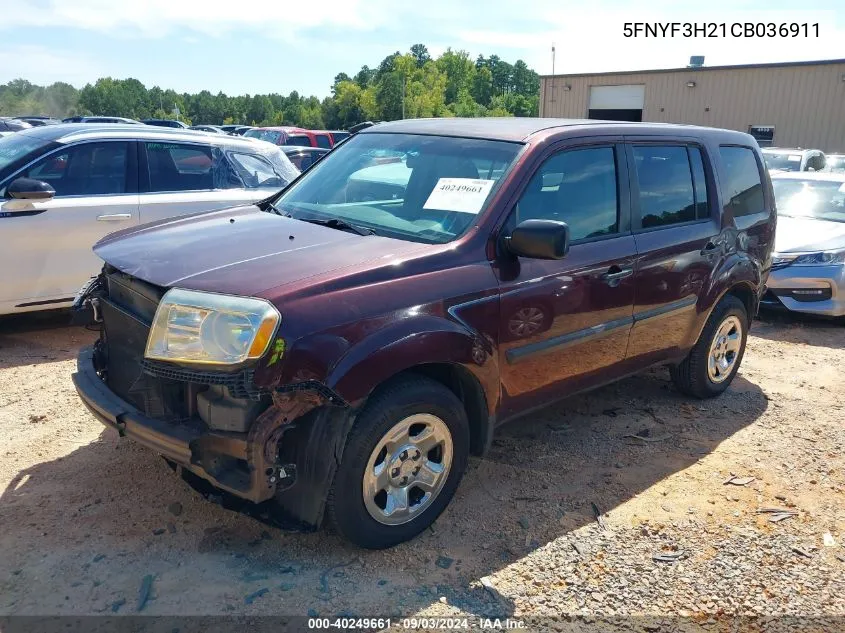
[539,58,845,152]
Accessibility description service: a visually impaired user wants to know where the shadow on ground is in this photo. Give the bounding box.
[0,361,768,619]
[754,310,844,350]
[0,311,92,369]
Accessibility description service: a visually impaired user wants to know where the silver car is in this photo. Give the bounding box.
[762,147,826,173]
[762,171,845,317]
[0,124,299,315]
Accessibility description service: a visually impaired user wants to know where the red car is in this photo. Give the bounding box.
[244,126,332,149]
[74,118,775,549]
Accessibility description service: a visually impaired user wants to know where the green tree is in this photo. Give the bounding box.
[410,43,430,67]
[331,72,351,95]
[353,65,375,88]
[471,66,493,106]
[436,49,476,105]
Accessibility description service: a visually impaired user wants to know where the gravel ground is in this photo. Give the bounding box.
[0,310,843,631]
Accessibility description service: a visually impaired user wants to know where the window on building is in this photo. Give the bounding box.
[748,125,775,148]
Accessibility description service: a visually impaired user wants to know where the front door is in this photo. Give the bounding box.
[0,140,138,313]
[496,142,637,417]
[624,141,722,364]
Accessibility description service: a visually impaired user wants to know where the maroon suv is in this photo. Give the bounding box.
[72,118,775,548]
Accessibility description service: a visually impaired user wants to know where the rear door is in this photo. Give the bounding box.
[624,138,721,365]
[496,138,637,415]
[139,140,256,224]
[0,140,139,312]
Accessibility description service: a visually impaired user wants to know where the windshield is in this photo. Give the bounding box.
[763,151,803,171]
[0,134,52,179]
[772,178,845,223]
[244,129,282,144]
[272,132,521,244]
[827,155,845,172]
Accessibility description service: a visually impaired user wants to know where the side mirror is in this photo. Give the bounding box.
[506,219,570,260]
[7,177,55,201]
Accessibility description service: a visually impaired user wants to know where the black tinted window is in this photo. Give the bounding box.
[22,142,128,196]
[286,135,311,147]
[516,146,618,241]
[315,134,332,149]
[719,146,764,217]
[688,147,710,220]
[633,145,696,228]
[146,142,213,192]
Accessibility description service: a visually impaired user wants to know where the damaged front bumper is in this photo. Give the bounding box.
[72,346,340,509]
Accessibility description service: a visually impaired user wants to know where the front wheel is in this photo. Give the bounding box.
[671,295,748,398]
[327,376,469,549]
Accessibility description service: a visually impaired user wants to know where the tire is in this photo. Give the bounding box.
[327,376,470,549]
[670,295,748,399]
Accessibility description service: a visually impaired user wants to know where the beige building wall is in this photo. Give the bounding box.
[539,61,845,152]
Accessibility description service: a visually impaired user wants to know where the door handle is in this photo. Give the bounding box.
[700,241,718,256]
[96,214,132,221]
[601,266,633,287]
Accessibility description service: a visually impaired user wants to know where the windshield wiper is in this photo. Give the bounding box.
[262,201,285,216]
[297,217,376,236]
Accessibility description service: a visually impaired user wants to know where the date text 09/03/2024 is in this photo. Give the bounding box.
[307,618,527,629]
[623,22,819,38]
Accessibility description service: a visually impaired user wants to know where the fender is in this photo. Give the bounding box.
[690,250,762,347]
[326,314,499,413]
[271,315,499,528]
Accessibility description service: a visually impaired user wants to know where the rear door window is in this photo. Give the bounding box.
[631,145,697,228]
[315,134,332,149]
[286,135,312,147]
[718,146,765,217]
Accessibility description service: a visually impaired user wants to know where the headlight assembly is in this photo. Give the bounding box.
[791,249,845,266]
[145,289,280,365]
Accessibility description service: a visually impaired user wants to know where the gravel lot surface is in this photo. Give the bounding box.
[0,311,843,631]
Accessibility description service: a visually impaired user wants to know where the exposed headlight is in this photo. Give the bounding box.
[791,249,845,266]
[145,289,280,365]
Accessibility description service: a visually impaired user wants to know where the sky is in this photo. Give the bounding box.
[1,0,843,98]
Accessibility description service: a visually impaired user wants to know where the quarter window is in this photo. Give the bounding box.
[718,146,764,217]
[146,142,214,192]
[632,145,696,228]
[229,152,285,188]
[515,146,619,242]
[21,142,128,197]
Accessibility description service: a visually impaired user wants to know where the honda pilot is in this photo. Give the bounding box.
[72,118,775,549]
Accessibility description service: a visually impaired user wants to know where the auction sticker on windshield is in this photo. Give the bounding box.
[424,178,495,214]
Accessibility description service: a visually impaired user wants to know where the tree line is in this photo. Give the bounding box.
[0,44,540,129]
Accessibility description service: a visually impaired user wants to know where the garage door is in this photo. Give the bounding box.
[588,85,645,122]
[588,85,646,110]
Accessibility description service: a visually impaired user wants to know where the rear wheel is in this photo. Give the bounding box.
[327,376,469,549]
[671,295,748,398]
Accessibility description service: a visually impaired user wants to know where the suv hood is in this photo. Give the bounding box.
[774,215,845,253]
[94,205,426,297]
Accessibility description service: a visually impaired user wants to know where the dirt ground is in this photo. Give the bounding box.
[0,310,843,629]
